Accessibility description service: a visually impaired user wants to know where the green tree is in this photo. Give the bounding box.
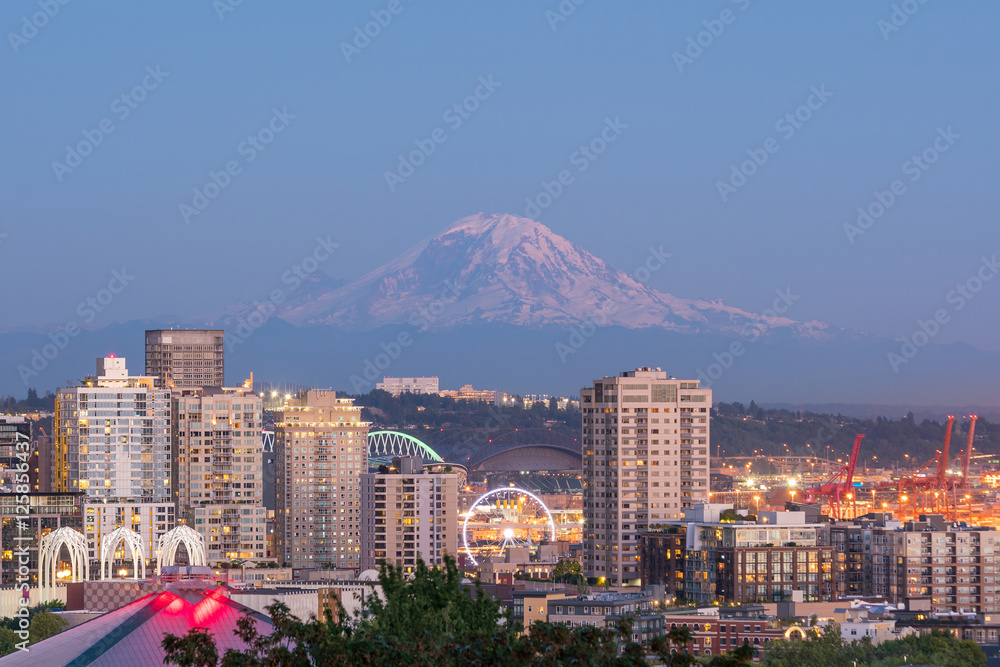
[163,555,652,666]
[161,627,218,667]
[552,560,584,584]
[27,610,68,645]
[0,628,20,658]
[652,624,695,667]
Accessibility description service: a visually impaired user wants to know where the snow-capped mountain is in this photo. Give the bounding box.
[277,212,830,337]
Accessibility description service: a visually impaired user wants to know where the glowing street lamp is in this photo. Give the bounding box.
[753,495,761,514]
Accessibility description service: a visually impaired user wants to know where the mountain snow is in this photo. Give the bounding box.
[277,212,830,338]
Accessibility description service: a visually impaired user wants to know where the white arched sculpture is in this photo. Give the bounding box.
[156,524,207,574]
[40,526,90,602]
[100,526,146,580]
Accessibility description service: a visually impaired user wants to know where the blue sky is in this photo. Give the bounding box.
[2,1,999,350]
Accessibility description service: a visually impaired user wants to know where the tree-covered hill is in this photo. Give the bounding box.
[713,401,998,465]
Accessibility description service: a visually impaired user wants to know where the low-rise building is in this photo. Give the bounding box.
[827,513,1000,614]
[439,385,497,403]
[0,492,84,586]
[375,377,440,396]
[511,590,666,646]
[657,609,792,662]
[641,504,836,604]
[839,607,914,645]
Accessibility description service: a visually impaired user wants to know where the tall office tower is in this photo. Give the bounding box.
[173,386,267,564]
[580,367,711,586]
[55,357,174,562]
[145,329,225,388]
[275,390,370,569]
[359,456,458,572]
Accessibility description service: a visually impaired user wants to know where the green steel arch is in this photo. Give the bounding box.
[367,430,444,462]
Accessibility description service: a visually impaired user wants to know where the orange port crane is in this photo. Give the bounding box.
[803,433,865,519]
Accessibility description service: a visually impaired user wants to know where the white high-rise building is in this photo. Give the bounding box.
[55,357,174,566]
[55,357,172,503]
[580,367,711,586]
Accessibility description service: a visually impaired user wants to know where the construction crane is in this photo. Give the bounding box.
[803,433,865,519]
[890,415,978,520]
[960,415,978,491]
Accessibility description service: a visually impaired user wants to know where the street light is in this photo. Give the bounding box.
[753,495,761,514]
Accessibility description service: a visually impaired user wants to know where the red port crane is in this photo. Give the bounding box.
[803,433,865,519]
[961,415,978,490]
[894,415,962,518]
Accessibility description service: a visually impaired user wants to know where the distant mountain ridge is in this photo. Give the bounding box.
[277,213,831,338]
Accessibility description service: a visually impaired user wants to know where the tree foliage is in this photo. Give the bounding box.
[0,608,70,658]
[763,623,986,667]
[163,556,651,666]
[712,402,999,465]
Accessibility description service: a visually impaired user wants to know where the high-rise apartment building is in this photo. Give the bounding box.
[55,357,174,564]
[581,367,711,586]
[145,329,225,388]
[173,386,267,564]
[275,391,370,568]
[55,357,171,503]
[359,456,458,572]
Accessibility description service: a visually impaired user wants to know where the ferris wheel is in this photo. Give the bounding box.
[462,487,557,566]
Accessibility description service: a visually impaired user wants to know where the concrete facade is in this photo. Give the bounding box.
[145,329,225,388]
[359,456,458,572]
[581,367,711,585]
[55,357,171,504]
[275,391,370,568]
[173,386,267,564]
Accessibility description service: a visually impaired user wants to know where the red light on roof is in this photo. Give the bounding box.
[109,353,115,358]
